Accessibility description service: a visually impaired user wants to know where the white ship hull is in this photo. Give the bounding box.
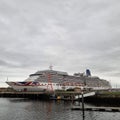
[6,81,82,92]
[6,81,63,92]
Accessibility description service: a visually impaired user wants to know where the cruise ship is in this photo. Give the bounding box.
[6,68,111,92]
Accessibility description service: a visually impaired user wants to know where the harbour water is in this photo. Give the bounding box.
[0,98,119,120]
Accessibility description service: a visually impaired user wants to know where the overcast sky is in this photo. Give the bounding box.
[0,0,120,87]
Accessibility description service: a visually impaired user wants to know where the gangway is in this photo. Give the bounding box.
[75,92,95,99]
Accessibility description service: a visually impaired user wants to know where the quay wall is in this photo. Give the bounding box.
[0,88,51,99]
[84,91,120,106]
[0,91,51,100]
[1,88,120,105]
[84,96,120,105]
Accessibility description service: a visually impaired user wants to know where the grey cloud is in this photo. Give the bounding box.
[0,59,8,66]
[0,0,120,86]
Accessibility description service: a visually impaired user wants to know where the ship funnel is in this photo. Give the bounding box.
[86,69,91,76]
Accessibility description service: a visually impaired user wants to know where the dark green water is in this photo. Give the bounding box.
[0,98,119,120]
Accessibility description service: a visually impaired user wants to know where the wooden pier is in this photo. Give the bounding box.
[71,106,120,112]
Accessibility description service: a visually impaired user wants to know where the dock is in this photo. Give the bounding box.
[71,106,120,112]
[0,91,53,99]
[0,89,95,100]
[1,88,120,106]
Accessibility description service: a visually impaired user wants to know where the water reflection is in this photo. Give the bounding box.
[0,98,120,120]
[8,98,29,103]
